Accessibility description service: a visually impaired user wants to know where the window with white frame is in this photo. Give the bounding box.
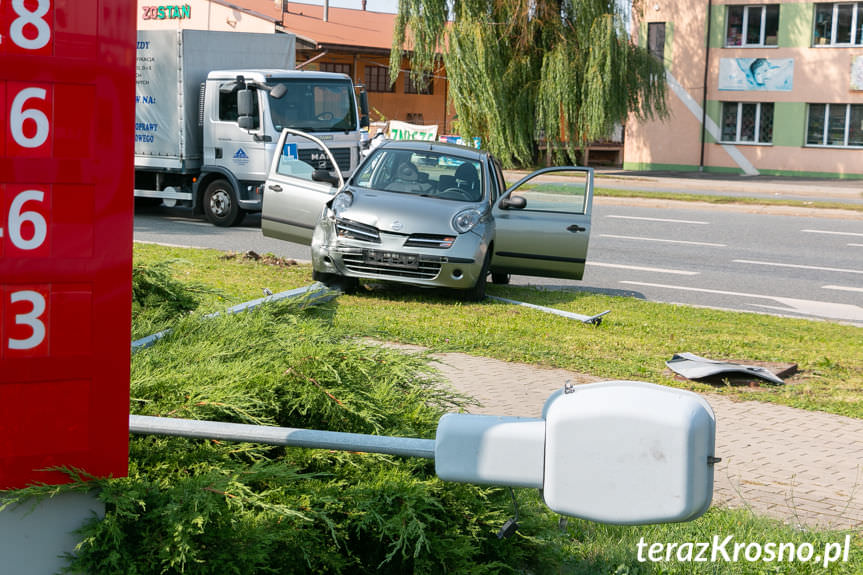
[721,102,774,143]
[813,3,863,45]
[806,103,863,146]
[726,5,780,46]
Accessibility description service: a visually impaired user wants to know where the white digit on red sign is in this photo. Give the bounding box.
[8,290,46,350]
[7,190,47,250]
[9,0,52,51]
[10,87,49,149]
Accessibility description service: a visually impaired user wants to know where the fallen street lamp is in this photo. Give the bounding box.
[131,379,717,526]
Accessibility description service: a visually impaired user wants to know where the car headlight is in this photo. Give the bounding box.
[452,208,483,233]
[332,191,354,216]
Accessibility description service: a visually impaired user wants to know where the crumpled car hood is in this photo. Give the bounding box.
[337,188,483,235]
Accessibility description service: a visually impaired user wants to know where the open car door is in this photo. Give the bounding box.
[491,167,593,280]
[261,129,344,246]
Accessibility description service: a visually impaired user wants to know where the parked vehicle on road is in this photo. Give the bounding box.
[135,30,368,227]
[261,132,594,299]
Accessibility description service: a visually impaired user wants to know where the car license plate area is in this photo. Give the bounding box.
[363,250,420,269]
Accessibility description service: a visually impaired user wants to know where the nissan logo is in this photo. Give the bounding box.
[391,220,404,231]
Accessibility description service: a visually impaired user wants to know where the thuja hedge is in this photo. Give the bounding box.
[63,297,566,574]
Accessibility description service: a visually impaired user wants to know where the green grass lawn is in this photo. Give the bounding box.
[134,243,863,420]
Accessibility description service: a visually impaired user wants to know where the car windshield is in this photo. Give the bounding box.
[267,79,357,133]
[352,148,483,202]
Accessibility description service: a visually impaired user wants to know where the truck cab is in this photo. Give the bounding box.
[196,70,368,226]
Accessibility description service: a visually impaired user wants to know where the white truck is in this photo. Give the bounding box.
[135,30,369,226]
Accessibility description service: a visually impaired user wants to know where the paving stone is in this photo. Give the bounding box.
[420,350,863,530]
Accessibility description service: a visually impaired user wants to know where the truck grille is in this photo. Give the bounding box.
[298,147,352,172]
[342,253,441,280]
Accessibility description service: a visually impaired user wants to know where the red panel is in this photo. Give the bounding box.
[0,0,134,489]
[0,83,5,156]
[52,185,95,258]
[0,380,89,458]
[54,1,99,60]
[53,84,96,159]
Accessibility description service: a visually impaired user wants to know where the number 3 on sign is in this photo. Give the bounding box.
[2,288,47,356]
[1,0,53,54]
[8,290,45,350]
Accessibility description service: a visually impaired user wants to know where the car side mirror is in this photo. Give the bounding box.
[312,169,340,187]
[500,194,526,210]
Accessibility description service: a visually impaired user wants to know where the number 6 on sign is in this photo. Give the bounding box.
[10,87,49,148]
[8,290,46,350]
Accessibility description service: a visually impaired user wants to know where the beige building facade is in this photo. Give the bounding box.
[626,0,863,178]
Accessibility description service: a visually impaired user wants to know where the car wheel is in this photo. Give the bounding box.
[463,250,490,302]
[313,270,358,294]
[491,272,510,285]
[203,179,245,227]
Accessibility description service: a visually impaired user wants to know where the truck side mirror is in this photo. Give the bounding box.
[359,90,370,129]
[238,88,256,130]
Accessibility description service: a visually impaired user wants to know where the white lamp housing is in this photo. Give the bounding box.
[434,380,716,525]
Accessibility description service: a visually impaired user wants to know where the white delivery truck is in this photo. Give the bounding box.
[135,29,369,226]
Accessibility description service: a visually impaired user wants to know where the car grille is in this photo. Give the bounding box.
[342,253,441,279]
[336,218,380,243]
[404,234,456,249]
[298,147,351,171]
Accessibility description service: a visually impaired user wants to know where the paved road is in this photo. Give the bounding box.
[517,200,863,326]
[134,196,863,325]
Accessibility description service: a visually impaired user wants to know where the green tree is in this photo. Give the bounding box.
[391,0,667,167]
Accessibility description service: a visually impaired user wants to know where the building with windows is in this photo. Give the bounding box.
[136,0,452,133]
[275,3,453,132]
[626,0,863,178]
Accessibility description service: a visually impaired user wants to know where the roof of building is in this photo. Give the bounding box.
[228,1,397,52]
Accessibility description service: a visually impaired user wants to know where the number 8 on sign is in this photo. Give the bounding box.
[1,0,53,54]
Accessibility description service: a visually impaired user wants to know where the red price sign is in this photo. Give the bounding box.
[0,1,134,489]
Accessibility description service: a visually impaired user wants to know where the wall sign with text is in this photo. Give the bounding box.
[0,0,135,490]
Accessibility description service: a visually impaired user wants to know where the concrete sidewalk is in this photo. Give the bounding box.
[412,347,863,531]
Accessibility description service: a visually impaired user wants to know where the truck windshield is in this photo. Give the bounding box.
[268,79,357,133]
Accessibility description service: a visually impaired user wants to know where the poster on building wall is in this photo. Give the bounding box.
[718,58,794,91]
[852,56,863,91]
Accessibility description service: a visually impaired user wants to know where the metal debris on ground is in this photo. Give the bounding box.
[665,352,786,385]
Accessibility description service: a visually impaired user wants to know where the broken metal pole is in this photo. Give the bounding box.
[129,415,436,459]
[487,295,609,325]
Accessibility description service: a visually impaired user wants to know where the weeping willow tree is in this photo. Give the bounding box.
[390,0,667,167]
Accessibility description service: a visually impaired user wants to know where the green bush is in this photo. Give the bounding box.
[67,301,551,574]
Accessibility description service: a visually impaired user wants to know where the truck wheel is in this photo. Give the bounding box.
[203,179,245,227]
